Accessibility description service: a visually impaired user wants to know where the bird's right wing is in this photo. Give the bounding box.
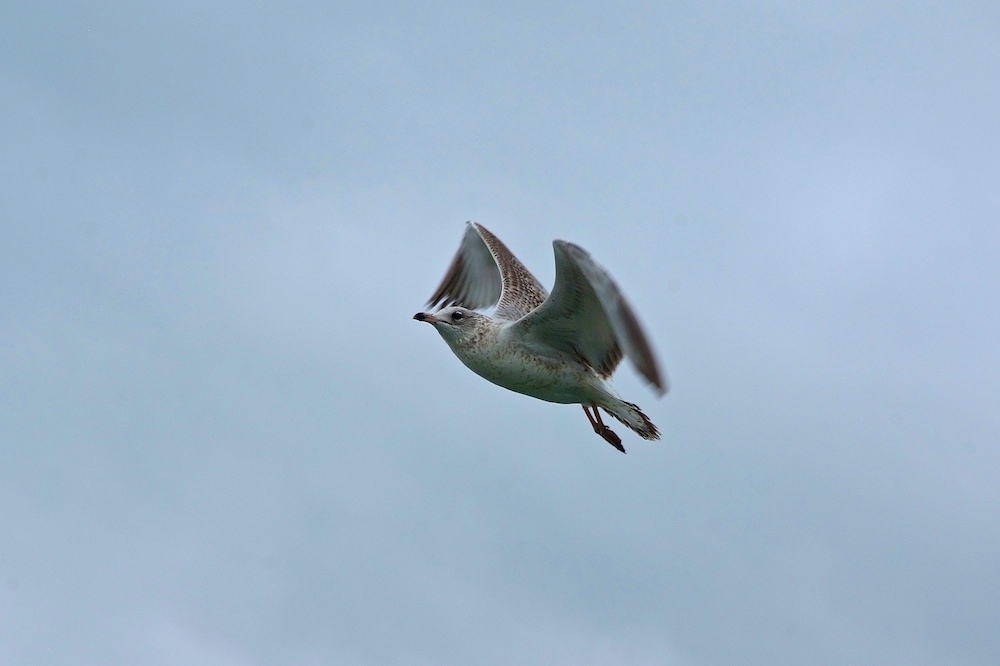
[427,222,548,321]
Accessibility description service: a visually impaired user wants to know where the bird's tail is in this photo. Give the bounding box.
[603,399,660,441]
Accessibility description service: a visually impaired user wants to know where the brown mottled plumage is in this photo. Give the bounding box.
[415,222,667,452]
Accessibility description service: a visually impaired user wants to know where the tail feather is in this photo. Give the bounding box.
[604,400,660,441]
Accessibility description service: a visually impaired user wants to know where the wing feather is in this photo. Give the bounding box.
[512,240,666,394]
[427,222,547,321]
[427,223,502,311]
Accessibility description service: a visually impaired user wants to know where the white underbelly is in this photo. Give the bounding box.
[460,347,598,404]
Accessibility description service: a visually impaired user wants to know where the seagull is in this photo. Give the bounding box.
[413,222,667,452]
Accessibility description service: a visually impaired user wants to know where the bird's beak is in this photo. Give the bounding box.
[413,312,438,324]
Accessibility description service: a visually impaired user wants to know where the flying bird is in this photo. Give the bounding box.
[413,222,667,452]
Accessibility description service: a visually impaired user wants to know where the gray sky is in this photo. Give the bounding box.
[2,2,999,664]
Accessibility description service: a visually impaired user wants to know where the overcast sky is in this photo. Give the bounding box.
[2,2,999,665]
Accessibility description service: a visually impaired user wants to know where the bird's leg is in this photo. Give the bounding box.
[582,405,625,453]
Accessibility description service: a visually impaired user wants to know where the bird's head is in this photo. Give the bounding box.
[413,306,483,346]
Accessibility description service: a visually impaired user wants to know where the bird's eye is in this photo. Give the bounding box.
[451,311,465,322]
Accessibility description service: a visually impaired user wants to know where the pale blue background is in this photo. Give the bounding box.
[2,2,998,664]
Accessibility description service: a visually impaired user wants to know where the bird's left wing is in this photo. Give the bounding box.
[511,240,667,394]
